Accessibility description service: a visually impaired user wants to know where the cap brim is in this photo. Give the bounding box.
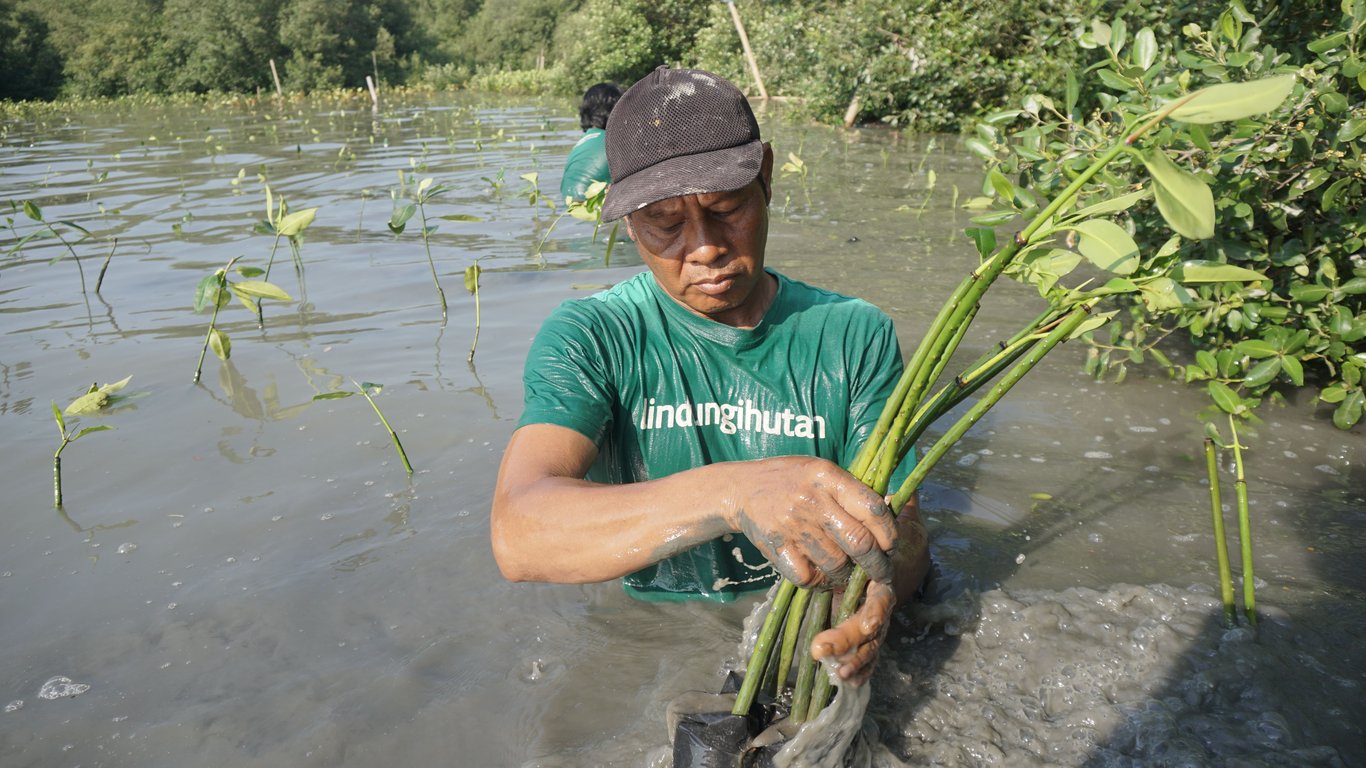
[601,140,764,222]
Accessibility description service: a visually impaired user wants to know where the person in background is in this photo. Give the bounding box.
[494,67,929,686]
[559,82,621,203]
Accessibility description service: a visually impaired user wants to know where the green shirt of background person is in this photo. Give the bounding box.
[558,82,620,202]
[492,66,930,687]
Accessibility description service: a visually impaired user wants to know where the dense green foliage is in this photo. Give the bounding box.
[977,1,1364,428]
[2,0,1324,137]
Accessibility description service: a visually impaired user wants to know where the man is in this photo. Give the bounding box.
[492,66,929,686]
[558,82,621,202]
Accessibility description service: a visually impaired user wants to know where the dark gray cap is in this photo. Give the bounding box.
[602,66,763,222]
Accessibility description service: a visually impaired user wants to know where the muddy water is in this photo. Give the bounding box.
[1,93,1361,768]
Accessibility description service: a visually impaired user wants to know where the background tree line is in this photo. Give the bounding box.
[1,0,1338,131]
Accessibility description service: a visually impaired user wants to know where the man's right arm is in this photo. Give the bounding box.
[490,423,900,588]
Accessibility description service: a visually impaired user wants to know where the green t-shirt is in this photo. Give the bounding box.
[558,128,610,202]
[518,269,906,601]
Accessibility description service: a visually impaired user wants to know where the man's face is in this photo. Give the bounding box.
[624,146,774,328]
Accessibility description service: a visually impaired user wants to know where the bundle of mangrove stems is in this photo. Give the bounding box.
[731,73,1294,721]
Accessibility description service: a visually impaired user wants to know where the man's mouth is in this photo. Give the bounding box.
[692,273,738,296]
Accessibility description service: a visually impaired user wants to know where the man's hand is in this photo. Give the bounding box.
[810,580,895,686]
[726,456,897,589]
[810,497,929,686]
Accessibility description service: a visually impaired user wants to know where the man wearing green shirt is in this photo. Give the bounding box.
[492,66,929,686]
[559,82,620,202]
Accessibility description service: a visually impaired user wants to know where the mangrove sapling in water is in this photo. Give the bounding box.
[728,72,1295,733]
[52,376,132,508]
[7,200,95,293]
[192,256,292,384]
[1204,438,1237,627]
[312,381,413,475]
[464,262,482,363]
[253,184,317,327]
[529,181,609,265]
[389,174,485,322]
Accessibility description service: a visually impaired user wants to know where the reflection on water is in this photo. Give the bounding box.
[0,94,1361,767]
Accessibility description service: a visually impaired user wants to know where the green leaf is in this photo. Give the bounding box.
[1308,31,1349,53]
[464,264,482,294]
[72,425,113,441]
[1234,339,1278,358]
[1132,27,1157,70]
[1242,357,1281,388]
[1208,380,1241,413]
[1320,385,1347,404]
[277,207,318,238]
[1067,188,1150,221]
[1066,70,1079,115]
[1071,220,1140,275]
[23,200,41,221]
[987,169,1015,203]
[1167,75,1296,124]
[438,214,483,222]
[1281,356,1304,387]
[209,328,231,361]
[232,280,291,302]
[236,266,266,278]
[52,401,65,432]
[963,137,995,161]
[965,227,997,258]
[417,177,434,196]
[64,375,133,415]
[313,391,355,400]
[1334,390,1364,429]
[1196,350,1217,375]
[1091,19,1112,47]
[1143,149,1214,240]
[194,273,230,313]
[388,203,416,234]
[1340,118,1366,143]
[360,382,383,396]
[1139,277,1190,310]
[1290,284,1331,302]
[1172,261,1268,283]
[1321,177,1354,212]
[970,210,1018,226]
[1069,310,1117,339]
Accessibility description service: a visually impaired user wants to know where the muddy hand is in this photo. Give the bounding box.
[728,456,896,589]
[810,579,895,686]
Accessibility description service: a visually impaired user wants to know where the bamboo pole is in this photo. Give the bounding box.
[725,0,768,100]
[366,76,379,108]
[269,59,284,99]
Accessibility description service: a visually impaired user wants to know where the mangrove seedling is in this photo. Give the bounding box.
[253,184,317,326]
[465,262,482,362]
[530,181,609,265]
[7,199,95,293]
[192,256,292,383]
[313,380,413,475]
[730,71,1295,723]
[53,375,132,507]
[389,174,485,322]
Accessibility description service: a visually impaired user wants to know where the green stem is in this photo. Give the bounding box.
[791,589,831,723]
[468,281,481,363]
[1205,437,1237,627]
[358,381,413,475]
[193,259,236,384]
[96,237,116,293]
[891,302,1096,512]
[53,230,88,294]
[258,234,282,328]
[53,440,68,508]
[775,587,813,698]
[731,579,796,715]
[418,202,448,320]
[1229,416,1255,625]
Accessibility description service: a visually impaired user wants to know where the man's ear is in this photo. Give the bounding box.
[759,143,774,204]
[623,215,637,242]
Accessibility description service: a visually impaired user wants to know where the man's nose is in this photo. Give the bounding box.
[681,215,726,264]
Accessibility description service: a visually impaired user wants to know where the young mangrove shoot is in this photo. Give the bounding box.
[465,262,482,363]
[254,184,318,327]
[313,380,413,475]
[52,375,132,507]
[389,173,484,323]
[9,199,95,293]
[192,256,292,383]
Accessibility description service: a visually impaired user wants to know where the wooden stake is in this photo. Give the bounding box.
[843,92,862,128]
[726,1,768,100]
[366,75,379,107]
[269,59,284,99]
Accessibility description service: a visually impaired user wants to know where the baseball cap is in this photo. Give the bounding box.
[601,66,764,222]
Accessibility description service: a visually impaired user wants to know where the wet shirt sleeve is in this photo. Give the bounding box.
[518,300,615,445]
